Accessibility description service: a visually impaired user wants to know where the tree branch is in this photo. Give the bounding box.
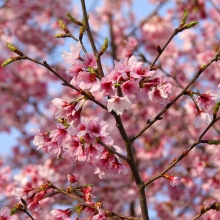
[23,56,107,110]
[143,117,220,187]
[97,139,128,161]
[130,52,220,143]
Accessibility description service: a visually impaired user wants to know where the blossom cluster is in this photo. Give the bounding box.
[32,115,127,179]
[64,42,173,115]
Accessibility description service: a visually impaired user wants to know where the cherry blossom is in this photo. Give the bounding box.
[196,93,218,111]
[51,209,72,220]
[61,42,82,64]
[0,206,15,220]
[67,174,79,184]
[107,96,132,115]
[194,111,213,128]
[92,207,106,220]
[2,1,220,220]
[169,176,180,187]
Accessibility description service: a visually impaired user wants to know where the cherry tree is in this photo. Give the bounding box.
[1,0,220,219]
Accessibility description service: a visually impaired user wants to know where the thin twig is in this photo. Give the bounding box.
[23,56,107,110]
[192,202,218,220]
[131,53,220,143]
[80,0,104,78]
[97,139,128,161]
[51,184,139,220]
[143,117,220,187]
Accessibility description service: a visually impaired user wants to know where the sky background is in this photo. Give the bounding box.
[0,0,173,156]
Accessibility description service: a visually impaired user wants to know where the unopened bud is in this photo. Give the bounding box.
[200,205,206,214]
[180,9,188,26]
[213,101,220,116]
[213,203,220,211]
[55,33,69,38]
[1,56,23,67]
[79,26,85,41]
[58,19,70,34]
[100,37,109,56]
[183,21,198,29]
[10,207,19,215]
[207,140,220,145]
[6,42,23,56]
[66,185,74,193]
[156,45,162,54]
[66,12,83,26]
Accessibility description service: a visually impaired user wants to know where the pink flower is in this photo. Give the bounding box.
[61,42,82,64]
[196,93,218,111]
[31,128,46,147]
[14,187,33,199]
[0,206,15,220]
[79,71,100,92]
[110,159,128,175]
[81,186,94,202]
[82,53,97,69]
[194,111,213,128]
[27,198,42,213]
[67,61,83,80]
[92,207,106,220]
[107,96,131,115]
[63,136,86,161]
[169,176,180,187]
[51,98,82,125]
[67,174,79,184]
[51,209,72,220]
[121,80,139,99]
[50,124,69,146]
[87,117,109,138]
[100,77,114,96]
[148,81,172,104]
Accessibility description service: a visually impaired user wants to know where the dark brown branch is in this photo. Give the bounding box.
[112,113,150,220]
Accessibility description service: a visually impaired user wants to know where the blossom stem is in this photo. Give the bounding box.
[21,209,35,220]
[97,139,128,161]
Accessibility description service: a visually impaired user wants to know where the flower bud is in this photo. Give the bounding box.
[79,26,85,41]
[55,33,69,38]
[1,56,23,67]
[183,21,198,29]
[66,12,83,26]
[58,19,70,34]
[6,42,23,56]
[213,101,220,117]
[180,9,188,26]
[99,37,109,56]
